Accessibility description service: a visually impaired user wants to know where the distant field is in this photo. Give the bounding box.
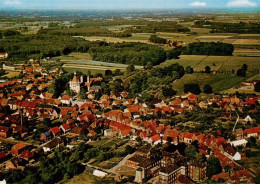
[159,55,260,72]
[62,59,143,75]
[172,73,256,94]
[158,55,207,68]
[234,49,260,57]
[232,39,260,45]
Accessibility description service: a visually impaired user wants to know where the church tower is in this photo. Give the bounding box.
[69,72,81,93]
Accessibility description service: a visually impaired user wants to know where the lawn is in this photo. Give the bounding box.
[172,73,256,94]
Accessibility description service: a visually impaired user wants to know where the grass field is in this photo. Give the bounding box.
[1,71,20,79]
[65,171,114,184]
[172,73,256,94]
[158,55,260,72]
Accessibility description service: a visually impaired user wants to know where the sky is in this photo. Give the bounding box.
[0,0,259,9]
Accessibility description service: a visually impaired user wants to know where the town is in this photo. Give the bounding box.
[0,58,259,184]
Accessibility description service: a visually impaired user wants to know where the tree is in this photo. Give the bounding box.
[105,70,112,76]
[184,84,201,95]
[162,86,176,97]
[237,68,246,77]
[185,66,194,74]
[126,64,135,73]
[205,66,211,74]
[79,88,87,99]
[184,145,197,159]
[145,62,153,70]
[204,84,213,94]
[125,145,135,154]
[0,69,5,76]
[113,69,122,76]
[242,64,248,71]
[166,47,183,59]
[247,136,257,148]
[207,156,222,179]
[254,82,260,92]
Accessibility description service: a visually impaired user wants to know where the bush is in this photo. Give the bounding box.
[184,84,201,95]
[204,84,213,94]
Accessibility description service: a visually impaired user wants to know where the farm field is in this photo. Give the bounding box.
[158,55,260,72]
[172,73,256,94]
[62,58,143,75]
[232,39,260,45]
[233,49,260,57]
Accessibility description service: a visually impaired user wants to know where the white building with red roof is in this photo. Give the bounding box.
[69,72,82,93]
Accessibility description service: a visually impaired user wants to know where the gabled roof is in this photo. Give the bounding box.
[20,150,34,159]
[61,123,70,130]
[51,127,61,134]
[244,127,260,135]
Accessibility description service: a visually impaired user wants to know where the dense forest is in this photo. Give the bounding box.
[0,34,93,61]
[194,21,260,34]
[183,42,234,56]
[89,42,167,66]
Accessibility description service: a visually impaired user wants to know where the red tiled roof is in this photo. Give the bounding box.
[150,134,161,142]
[0,152,7,159]
[51,127,61,134]
[0,126,9,133]
[61,123,70,130]
[61,95,70,101]
[244,127,260,135]
[20,150,34,159]
[11,142,26,155]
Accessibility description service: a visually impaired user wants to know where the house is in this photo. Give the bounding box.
[43,137,63,153]
[40,131,52,142]
[181,132,195,144]
[230,139,248,147]
[0,52,8,58]
[0,126,10,138]
[243,127,260,138]
[19,150,34,161]
[59,123,71,134]
[159,165,186,184]
[148,134,161,145]
[60,95,71,105]
[176,175,195,184]
[127,155,160,182]
[50,127,61,137]
[93,170,108,178]
[69,127,87,137]
[244,115,252,123]
[11,142,27,156]
[234,128,243,140]
[187,160,206,182]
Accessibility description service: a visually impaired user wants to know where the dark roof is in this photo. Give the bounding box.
[128,155,155,168]
[44,137,63,149]
[177,174,195,184]
[160,164,179,174]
